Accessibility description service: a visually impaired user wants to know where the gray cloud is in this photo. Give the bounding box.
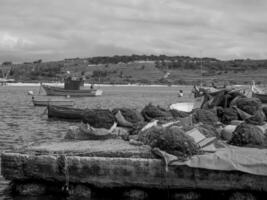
[0,0,267,62]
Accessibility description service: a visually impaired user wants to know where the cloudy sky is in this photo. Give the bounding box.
[1,0,267,62]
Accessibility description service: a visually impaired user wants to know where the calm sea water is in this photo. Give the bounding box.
[0,85,192,200]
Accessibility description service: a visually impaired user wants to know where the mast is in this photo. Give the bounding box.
[200,51,203,87]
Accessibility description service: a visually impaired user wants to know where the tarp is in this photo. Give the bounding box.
[153,143,267,176]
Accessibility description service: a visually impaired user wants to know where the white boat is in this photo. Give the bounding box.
[41,77,103,97]
[42,85,103,97]
[169,102,195,112]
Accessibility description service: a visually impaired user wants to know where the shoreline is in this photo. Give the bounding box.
[4,82,190,87]
[3,82,248,89]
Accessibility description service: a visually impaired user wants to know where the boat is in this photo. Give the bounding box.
[169,102,195,112]
[42,85,103,97]
[47,105,85,121]
[252,92,267,103]
[32,96,74,107]
[41,76,103,97]
[251,81,267,103]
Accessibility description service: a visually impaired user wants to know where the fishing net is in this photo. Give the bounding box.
[236,97,262,115]
[82,109,116,129]
[141,103,172,121]
[192,109,218,125]
[196,124,220,138]
[65,124,114,140]
[234,106,252,120]
[229,123,265,147]
[217,107,239,125]
[170,109,190,118]
[209,90,227,108]
[138,126,200,158]
[245,110,266,126]
[129,122,147,135]
[114,111,133,127]
[112,108,144,124]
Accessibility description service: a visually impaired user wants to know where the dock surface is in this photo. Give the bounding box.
[2,139,267,191]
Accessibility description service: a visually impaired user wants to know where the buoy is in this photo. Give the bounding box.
[66,95,70,98]
[28,91,34,95]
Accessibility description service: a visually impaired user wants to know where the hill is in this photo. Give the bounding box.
[1,55,267,85]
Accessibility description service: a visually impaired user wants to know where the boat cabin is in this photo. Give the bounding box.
[64,76,84,90]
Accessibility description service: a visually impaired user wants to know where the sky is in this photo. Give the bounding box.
[0,0,267,63]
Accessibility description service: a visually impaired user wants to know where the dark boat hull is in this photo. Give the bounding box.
[47,105,84,121]
[42,85,103,97]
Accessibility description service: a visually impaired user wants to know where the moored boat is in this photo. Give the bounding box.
[41,75,103,97]
[32,96,74,107]
[47,105,85,121]
[42,84,103,97]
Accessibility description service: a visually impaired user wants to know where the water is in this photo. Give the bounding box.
[0,85,192,199]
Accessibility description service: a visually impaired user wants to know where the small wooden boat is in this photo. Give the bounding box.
[32,97,74,107]
[47,105,85,121]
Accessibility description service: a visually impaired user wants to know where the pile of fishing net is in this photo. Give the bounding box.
[141,103,172,121]
[207,90,228,108]
[82,109,116,129]
[232,97,265,125]
[192,109,218,125]
[170,109,191,118]
[65,123,129,140]
[228,123,265,147]
[235,97,262,115]
[245,110,266,126]
[138,125,200,159]
[217,107,239,125]
[65,124,115,140]
[112,108,144,125]
[128,121,148,135]
[195,124,220,138]
[201,90,245,109]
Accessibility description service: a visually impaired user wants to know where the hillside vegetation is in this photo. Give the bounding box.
[1,55,267,85]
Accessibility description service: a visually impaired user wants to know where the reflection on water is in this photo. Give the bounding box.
[0,85,189,200]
